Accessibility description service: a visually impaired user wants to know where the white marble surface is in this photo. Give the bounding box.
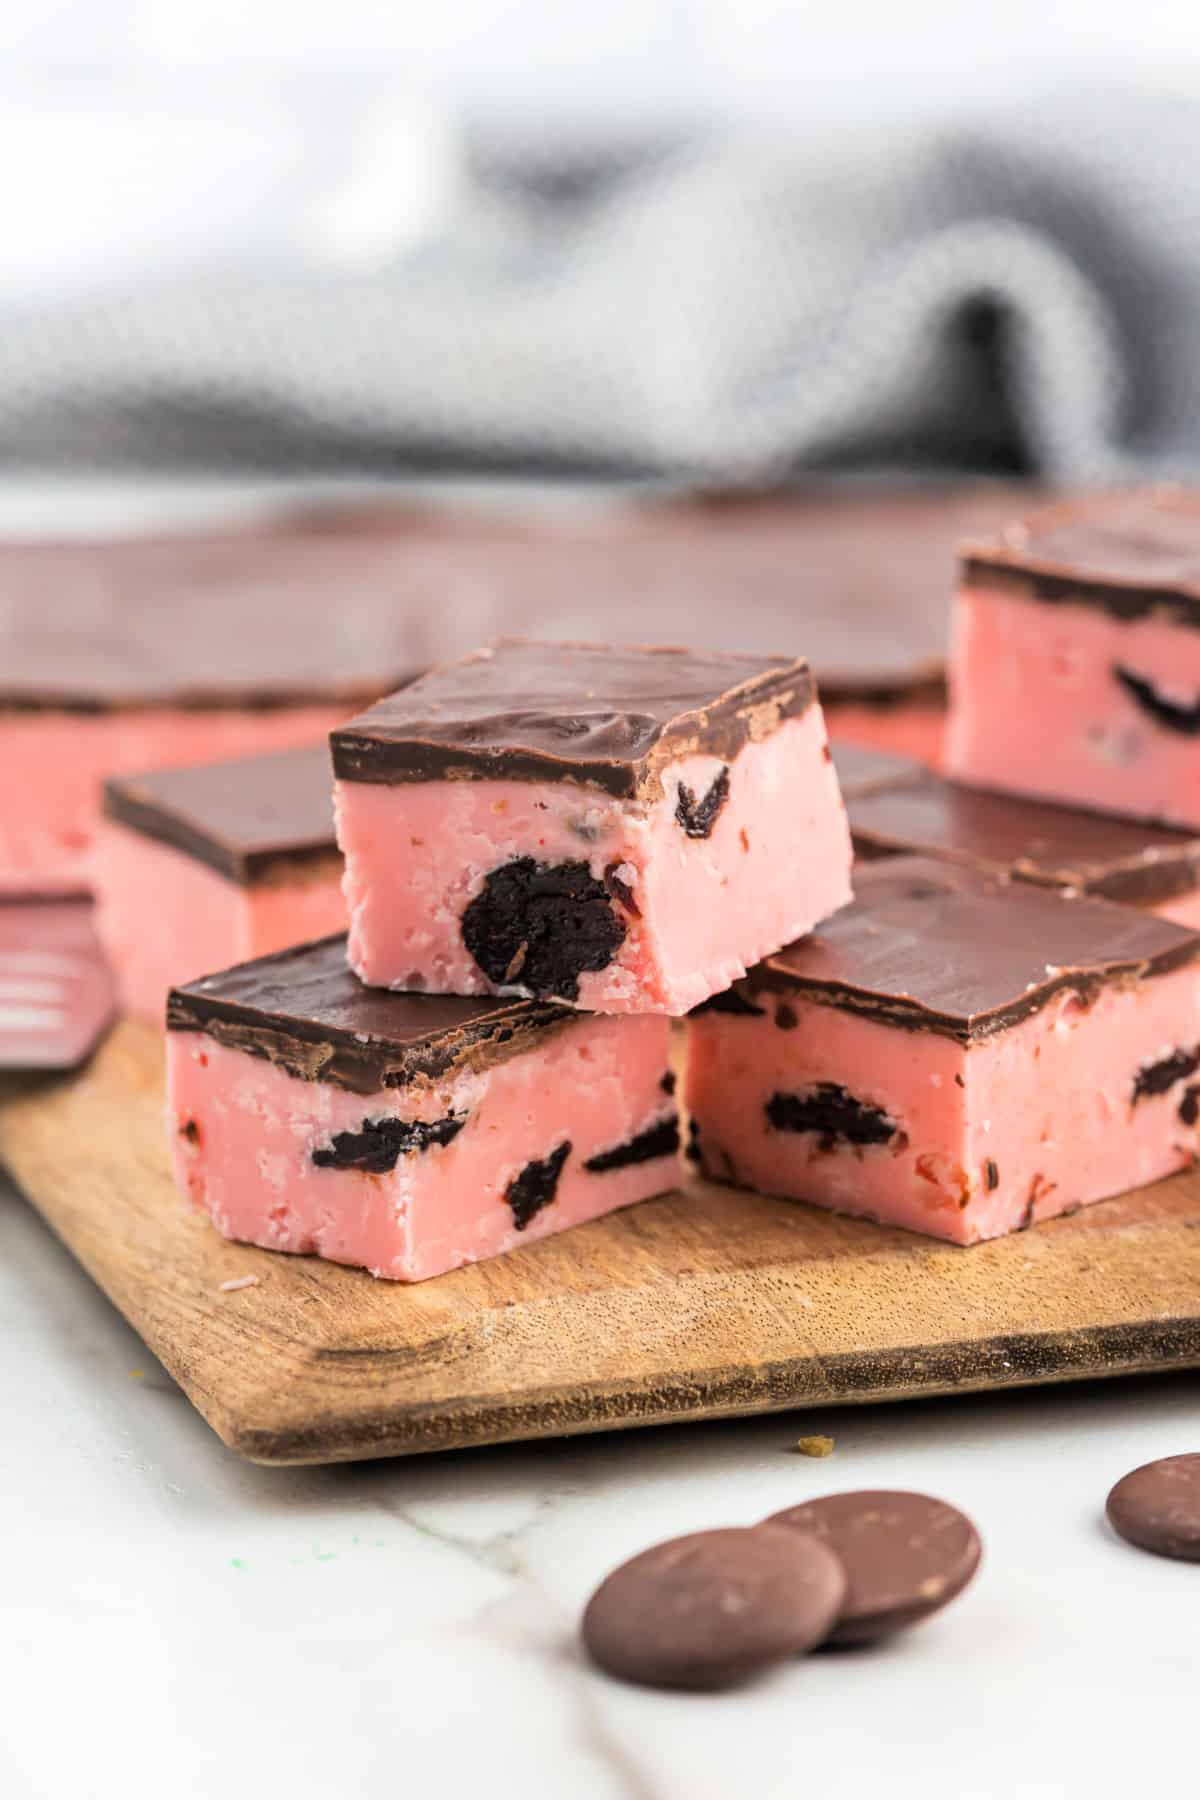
[4,1169,1197,1800]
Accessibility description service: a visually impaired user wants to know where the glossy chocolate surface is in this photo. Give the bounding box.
[847,773,1200,906]
[167,934,575,1094]
[104,746,337,884]
[736,856,1200,1043]
[962,488,1200,625]
[4,485,1030,714]
[332,639,815,797]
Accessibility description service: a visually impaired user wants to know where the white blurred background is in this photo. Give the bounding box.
[6,0,1199,303]
[2,2,1199,484]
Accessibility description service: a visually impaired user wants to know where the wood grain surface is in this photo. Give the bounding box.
[3,1019,1199,1466]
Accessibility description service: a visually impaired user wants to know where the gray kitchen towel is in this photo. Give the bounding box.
[2,87,1197,482]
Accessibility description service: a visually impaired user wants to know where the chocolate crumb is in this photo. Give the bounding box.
[313,1111,466,1174]
[506,1140,571,1229]
[774,1001,798,1031]
[685,1117,703,1164]
[603,862,641,918]
[1114,664,1200,736]
[954,1073,965,1088]
[1180,1085,1200,1127]
[585,1114,680,1173]
[180,1117,201,1146]
[984,1157,999,1190]
[1132,1044,1200,1105]
[675,766,731,839]
[766,1084,898,1151]
[462,856,626,1001]
[660,1070,677,1096]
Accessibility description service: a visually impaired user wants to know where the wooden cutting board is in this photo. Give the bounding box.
[3,1019,1199,1466]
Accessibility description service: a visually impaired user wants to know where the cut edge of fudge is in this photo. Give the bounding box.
[103,746,338,886]
[708,856,1200,1045]
[847,772,1200,909]
[960,487,1200,625]
[330,637,817,798]
[167,934,577,1095]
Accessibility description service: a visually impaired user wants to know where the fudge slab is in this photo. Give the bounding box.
[1,529,424,894]
[0,899,114,1070]
[333,639,852,1016]
[95,746,345,1021]
[685,857,1200,1245]
[947,488,1200,828]
[847,771,1200,927]
[167,936,677,1282]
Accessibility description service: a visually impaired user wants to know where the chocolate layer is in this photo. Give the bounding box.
[962,489,1200,627]
[0,530,431,712]
[103,746,337,885]
[4,485,1030,716]
[847,773,1200,907]
[829,740,923,799]
[729,856,1200,1044]
[167,934,575,1095]
[331,639,815,798]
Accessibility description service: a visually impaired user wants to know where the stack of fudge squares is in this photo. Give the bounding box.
[163,489,1200,1280]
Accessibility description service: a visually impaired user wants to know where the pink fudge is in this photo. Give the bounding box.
[1,529,425,895]
[167,936,677,1281]
[94,746,345,1022]
[333,640,852,1017]
[685,857,1200,1246]
[947,489,1200,828]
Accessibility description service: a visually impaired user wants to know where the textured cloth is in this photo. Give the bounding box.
[4,90,1198,481]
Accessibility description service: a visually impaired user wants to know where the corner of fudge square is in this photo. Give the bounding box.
[165,934,679,1282]
[684,856,1200,1245]
[946,487,1200,830]
[330,638,853,1015]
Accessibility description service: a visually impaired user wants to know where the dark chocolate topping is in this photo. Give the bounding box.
[962,488,1200,625]
[331,639,815,797]
[4,485,1029,715]
[828,739,924,799]
[103,745,337,884]
[0,530,430,711]
[847,773,1200,907]
[167,934,575,1095]
[736,856,1200,1044]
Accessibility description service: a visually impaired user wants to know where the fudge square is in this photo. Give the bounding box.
[685,857,1200,1246]
[167,936,678,1281]
[332,639,852,1016]
[847,770,1200,929]
[0,528,423,897]
[95,746,346,1022]
[947,488,1200,829]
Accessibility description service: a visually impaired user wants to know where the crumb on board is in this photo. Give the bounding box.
[790,1434,835,1458]
[217,1275,261,1294]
